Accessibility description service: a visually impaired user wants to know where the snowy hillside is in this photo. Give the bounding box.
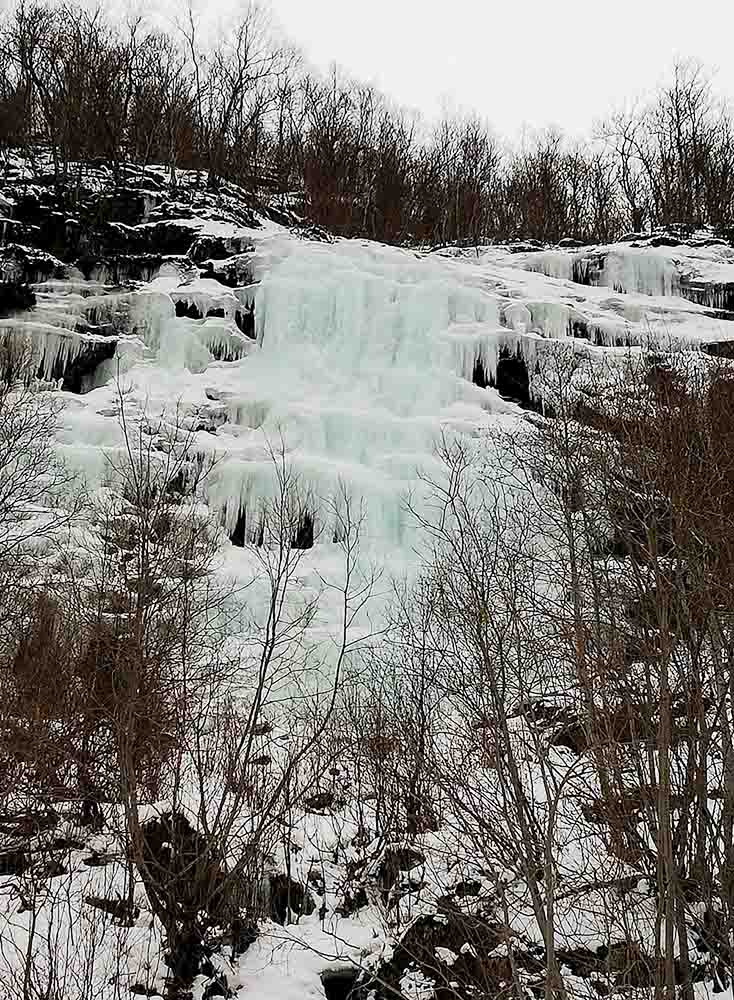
[2,155,734,1000]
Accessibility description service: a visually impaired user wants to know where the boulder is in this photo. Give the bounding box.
[268,873,316,925]
[364,912,525,1000]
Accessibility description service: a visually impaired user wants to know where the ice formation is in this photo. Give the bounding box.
[524,247,678,297]
[511,239,734,313]
[5,164,734,999]
[198,238,516,549]
[4,217,734,572]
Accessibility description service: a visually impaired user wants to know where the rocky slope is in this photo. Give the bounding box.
[2,153,734,1000]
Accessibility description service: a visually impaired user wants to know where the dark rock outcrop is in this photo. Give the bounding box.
[235,302,256,339]
[175,299,203,320]
[474,346,542,413]
[679,278,734,315]
[0,850,28,875]
[321,967,363,1000]
[304,790,336,813]
[75,253,190,285]
[364,912,521,1000]
[268,874,315,925]
[0,280,35,316]
[190,235,256,264]
[292,512,314,549]
[39,337,117,393]
[376,846,425,902]
[200,254,255,288]
[0,243,67,284]
[84,895,140,924]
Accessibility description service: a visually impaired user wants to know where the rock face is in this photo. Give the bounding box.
[139,812,236,988]
[0,162,271,391]
[679,277,734,314]
[0,850,28,875]
[0,280,35,316]
[375,846,425,902]
[84,895,140,924]
[492,350,533,408]
[303,790,336,813]
[76,253,193,285]
[267,874,315,925]
[0,243,67,284]
[200,253,255,288]
[321,967,363,1000]
[41,337,117,392]
[3,165,264,263]
[190,235,256,264]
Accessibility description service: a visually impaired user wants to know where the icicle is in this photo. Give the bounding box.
[524,252,574,281]
[503,301,532,333]
[522,247,680,298]
[599,251,678,297]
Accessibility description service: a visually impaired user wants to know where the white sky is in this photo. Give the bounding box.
[261,0,734,139]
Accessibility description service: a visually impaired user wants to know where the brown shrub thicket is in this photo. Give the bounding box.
[0,350,383,997]
[512,351,734,999]
[356,352,734,1000]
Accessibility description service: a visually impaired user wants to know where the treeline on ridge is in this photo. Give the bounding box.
[0,1,733,245]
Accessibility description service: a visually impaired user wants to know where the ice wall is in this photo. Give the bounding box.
[524,248,679,297]
[47,227,734,562]
[0,319,120,385]
[599,251,678,297]
[204,239,513,549]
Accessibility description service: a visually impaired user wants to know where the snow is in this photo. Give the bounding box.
[151,274,240,314]
[5,191,734,997]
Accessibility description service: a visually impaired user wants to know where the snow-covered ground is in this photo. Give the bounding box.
[3,161,734,997]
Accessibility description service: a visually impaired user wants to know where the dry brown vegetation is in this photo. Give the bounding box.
[333,349,734,1000]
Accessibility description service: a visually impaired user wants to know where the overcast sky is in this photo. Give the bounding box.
[260,0,734,139]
